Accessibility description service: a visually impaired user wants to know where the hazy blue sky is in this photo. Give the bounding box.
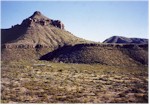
[1,1,148,42]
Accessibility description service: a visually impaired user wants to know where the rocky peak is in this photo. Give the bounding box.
[21,11,65,29]
[33,11,41,16]
[29,11,48,20]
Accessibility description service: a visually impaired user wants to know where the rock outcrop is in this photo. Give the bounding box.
[21,11,65,29]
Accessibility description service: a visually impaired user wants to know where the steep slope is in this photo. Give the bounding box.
[1,11,90,61]
[103,36,148,44]
[40,43,148,66]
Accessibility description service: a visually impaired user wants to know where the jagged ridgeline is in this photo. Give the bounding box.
[1,11,90,61]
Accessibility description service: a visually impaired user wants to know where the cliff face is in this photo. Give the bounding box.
[21,11,65,29]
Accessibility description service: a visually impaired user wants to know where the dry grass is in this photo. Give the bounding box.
[1,60,148,103]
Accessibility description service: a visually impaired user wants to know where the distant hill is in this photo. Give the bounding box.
[103,36,148,44]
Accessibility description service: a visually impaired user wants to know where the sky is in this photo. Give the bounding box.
[1,1,148,42]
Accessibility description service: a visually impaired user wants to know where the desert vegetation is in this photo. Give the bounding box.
[1,60,148,103]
